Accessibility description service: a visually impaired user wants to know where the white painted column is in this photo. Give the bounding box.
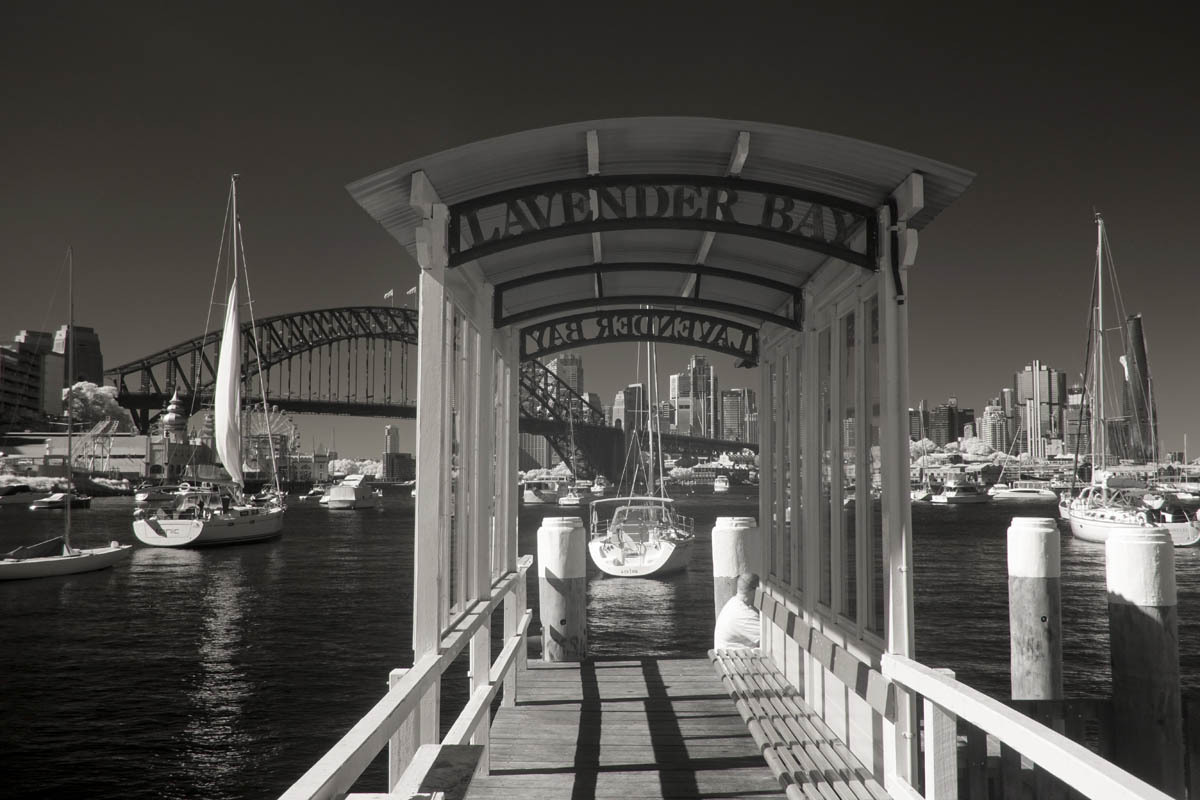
[757,347,774,655]
[410,172,449,751]
[468,283,495,766]
[711,516,759,618]
[537,516,587,661]
[500,332,523,706]
[878,179,920,791]
[1107,530,1184,797]
[1006,517,1063,699]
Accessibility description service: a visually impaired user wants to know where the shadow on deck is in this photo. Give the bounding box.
[466,657,787,800]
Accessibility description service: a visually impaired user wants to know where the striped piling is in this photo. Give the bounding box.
[1006,517,1063,699]
[537,516,587,662]
[1107,529,1184,797]
[712,516,758,618]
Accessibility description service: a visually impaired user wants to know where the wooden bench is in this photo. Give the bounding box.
[708,590,896,800]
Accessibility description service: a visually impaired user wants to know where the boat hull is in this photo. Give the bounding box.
[1067,511,1200,547]
[930,494,989,504]
[325,496,381,510]
[991,489,1059,500]
[588,537,694,577]
[0,544,132,580]
[133,507,284,547]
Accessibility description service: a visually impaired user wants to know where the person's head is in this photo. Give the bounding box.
[737,573,759,605]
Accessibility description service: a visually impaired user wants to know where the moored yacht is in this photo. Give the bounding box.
[325,474,383,510]
[30,492,92,510]
[989,480,1058,500]
[930,479,989,505]
[588,496,695,577]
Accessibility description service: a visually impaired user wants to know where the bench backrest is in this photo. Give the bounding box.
[754,588,896,722]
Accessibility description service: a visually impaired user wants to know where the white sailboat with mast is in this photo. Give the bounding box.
[588,341,695,577]
[133,175,285,547]
[0,248,132,580]
[1065,214,1199,546]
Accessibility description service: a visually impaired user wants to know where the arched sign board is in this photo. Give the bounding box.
[448,174,877,270]
[520,309,758,365]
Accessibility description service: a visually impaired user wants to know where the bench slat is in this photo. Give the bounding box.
[709,649,887,800]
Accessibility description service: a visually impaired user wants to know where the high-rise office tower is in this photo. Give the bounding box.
[982,405,1008,453]
[384,424,400,454]
[720,388,755,442]
[1014,360,1066,457]
[53,324,103,385]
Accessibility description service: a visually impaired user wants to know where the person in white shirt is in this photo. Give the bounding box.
[714,573,760,649]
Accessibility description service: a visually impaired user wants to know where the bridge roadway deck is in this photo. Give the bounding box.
[465,657,788,800]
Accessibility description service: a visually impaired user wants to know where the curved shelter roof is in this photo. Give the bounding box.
[347,117,973,332]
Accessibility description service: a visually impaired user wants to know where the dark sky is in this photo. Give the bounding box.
[3,3,1198,457]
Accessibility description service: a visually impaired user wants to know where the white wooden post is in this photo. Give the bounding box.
[880,173,922,792]
[757,345,774,654]
[387,667,416,790]
[501,332,523,706]
[411,171,449,749]
[469,281,495,769]
[923,668,958,800]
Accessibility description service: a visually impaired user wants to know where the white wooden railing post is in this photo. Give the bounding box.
[923,668,957,800]
[387,668,416,791]
[411,172,449,751]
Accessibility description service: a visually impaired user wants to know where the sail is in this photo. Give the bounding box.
[214,279,243,487]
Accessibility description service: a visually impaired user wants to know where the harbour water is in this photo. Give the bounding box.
[4,491,1200,798]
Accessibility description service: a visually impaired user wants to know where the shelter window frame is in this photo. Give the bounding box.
[762,331,804,597]
[805,277,886,648]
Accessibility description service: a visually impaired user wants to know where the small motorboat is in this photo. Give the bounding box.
[930,479,988,505]
[30,492,92,510]
[713,475,730,494]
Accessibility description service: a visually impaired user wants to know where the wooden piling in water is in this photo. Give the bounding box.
[1007,517,1063,700]
[1106,529,1184,798]
[711,516,758,619]
[537,516,587,661]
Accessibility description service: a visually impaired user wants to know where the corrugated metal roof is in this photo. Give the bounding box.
[347,117,973,326]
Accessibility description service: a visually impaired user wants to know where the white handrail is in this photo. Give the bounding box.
[280,562,532,800]
[882,654,1175,800]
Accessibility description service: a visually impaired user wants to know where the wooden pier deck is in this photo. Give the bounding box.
[466,657,787,800]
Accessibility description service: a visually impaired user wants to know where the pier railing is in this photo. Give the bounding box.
[279,555,533,800]
[882,654,1175,800]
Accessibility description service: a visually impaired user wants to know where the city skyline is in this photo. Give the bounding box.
[3,6,1197,457]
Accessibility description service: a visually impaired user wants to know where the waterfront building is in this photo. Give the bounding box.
[384,424,400,454]
[981,405,1008,453]
[585,392,603,417]
[53,323,103,385]
[0,330,70,430]
[746,409,759,445]
[1013,360,1066,456]
[382,451,415,481]
[602,402,613,427]
[614,383,646,433]
[519,432,551,469]
[1120,314,1158,461]
[929,402,954,447]
[720,387,755,442]
[669,372,692,433]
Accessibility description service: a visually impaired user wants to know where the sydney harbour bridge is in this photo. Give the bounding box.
[104,305,756,478]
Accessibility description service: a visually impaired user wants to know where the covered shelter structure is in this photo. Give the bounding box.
[281,119,1173,800]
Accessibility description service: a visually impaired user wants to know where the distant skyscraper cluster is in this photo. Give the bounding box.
[0,324,104,431]
[518,350,757,469]
[910,317,1159,462]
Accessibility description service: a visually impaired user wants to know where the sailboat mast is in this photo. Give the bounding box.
[1095,213,1105,479]
[645,341,655,494]
[65,246,74,551]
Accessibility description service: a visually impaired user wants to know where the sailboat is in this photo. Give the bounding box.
[133,176,285,547]
[588,342,695,577]
[1064,214,1200,546]
[0,248,133,580]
